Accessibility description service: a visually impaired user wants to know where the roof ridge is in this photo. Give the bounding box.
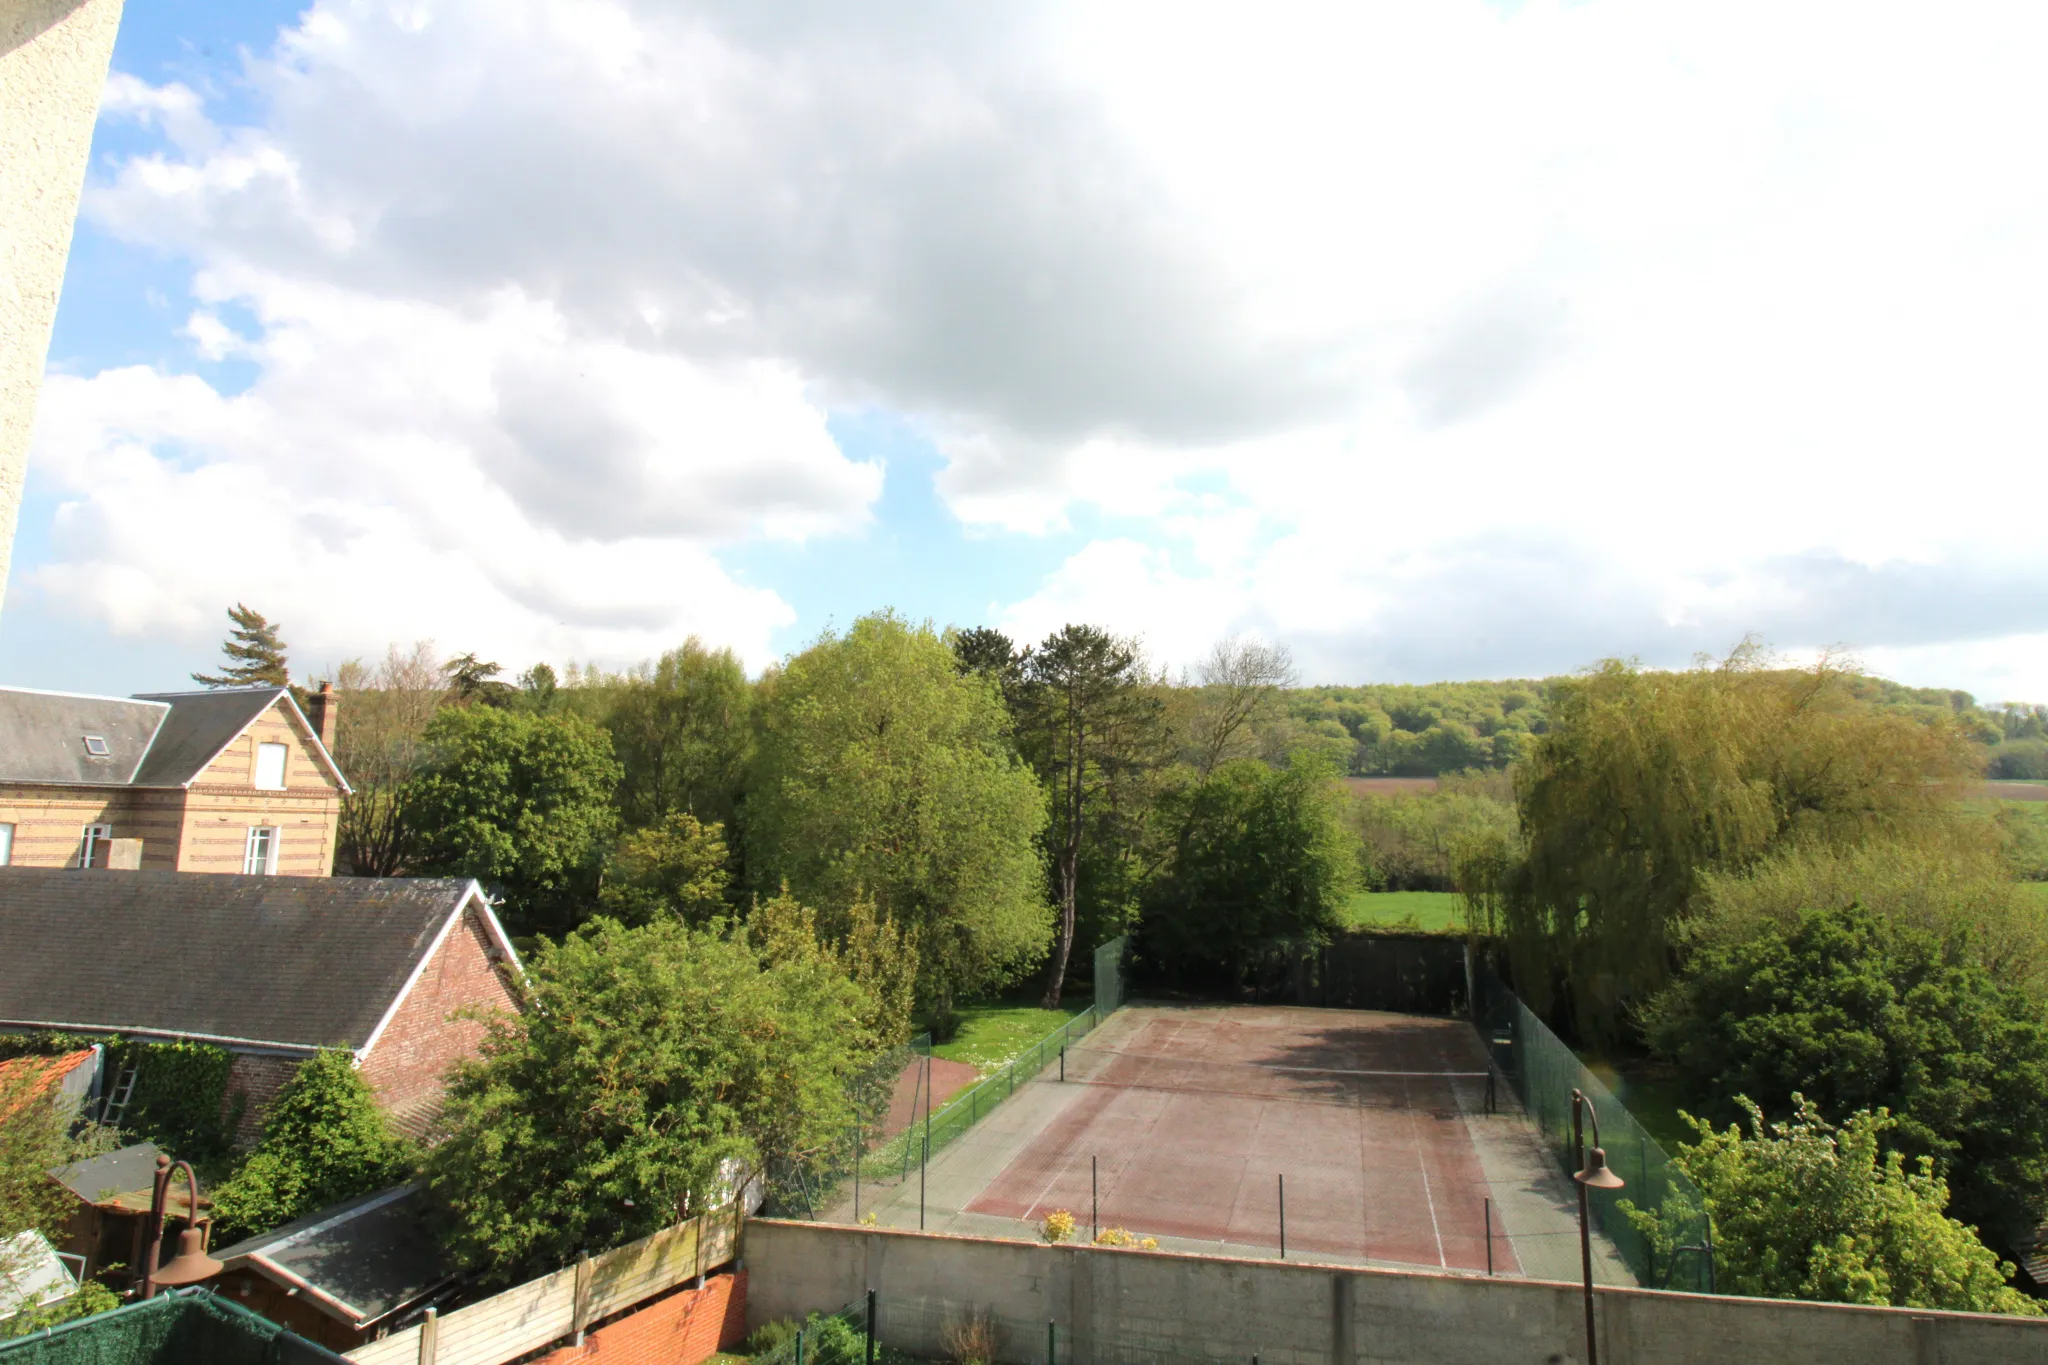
[0,684,170,707]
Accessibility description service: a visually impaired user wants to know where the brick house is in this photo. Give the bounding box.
[0,683,347,876]
[0,869,521,1140]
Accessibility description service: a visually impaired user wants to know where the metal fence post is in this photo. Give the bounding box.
[1092,1156,1099,1240]
[1047,1320,1057,1365]
[865,1288,878,1365]
[1484,1199,1493,1276]
[1278,1174,1286,1259]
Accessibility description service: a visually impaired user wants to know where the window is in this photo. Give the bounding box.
[244,826,281,875]
[82,735,110,757]
[79,823,112,869]
[254,742,288,791]
[0,823,13,866]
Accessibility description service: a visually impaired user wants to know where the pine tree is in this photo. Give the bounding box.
[192,604,291,688]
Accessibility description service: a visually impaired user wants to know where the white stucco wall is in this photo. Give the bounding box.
[0,0,125,613]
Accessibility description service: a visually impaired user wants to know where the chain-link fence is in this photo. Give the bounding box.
[767,938,1131,1228]
[1471,966,1716,1293]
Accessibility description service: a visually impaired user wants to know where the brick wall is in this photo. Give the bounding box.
[358,905,520,1139]
[539,1271,747,1365]
[223,1052,302,1146]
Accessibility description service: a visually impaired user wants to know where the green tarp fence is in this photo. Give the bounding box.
[0,1290,345,1365]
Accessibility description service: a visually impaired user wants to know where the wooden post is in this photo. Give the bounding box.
[571,1252,594,1345]
[416,1306,438,1365]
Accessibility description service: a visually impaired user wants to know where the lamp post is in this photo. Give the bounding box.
[141,1155,222,1298]
[1571,1090,1624,1365]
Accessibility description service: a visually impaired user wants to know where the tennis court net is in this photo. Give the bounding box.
[1059,1046,1497,1113]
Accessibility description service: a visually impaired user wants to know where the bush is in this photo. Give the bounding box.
[1628,1098,2037,1315]
[1990,740,2048,780]
[209,1050,415,1242]
[1645,901,2048,1246]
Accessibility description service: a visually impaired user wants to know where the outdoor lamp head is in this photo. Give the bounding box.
[1575,1146,1626,1192]
[152,1222,223,1287]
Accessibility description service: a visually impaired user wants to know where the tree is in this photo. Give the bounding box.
[751,888,921,1049]
[443,653,516,707]
[192,604,290,688]
[2,1061,119,1337]
[1184,636,1296,777]
[1013,626,1164,1007]
[949,626,1022,694]
[1644,901,2048,1245]
[1628,1097,2037,1315]
[208,1051,415,1242]
[748,612,1050,1028]
[597,814,732,927]
[332,643,446,877]
[426,917,865,1281]
[1471,645,1980,1036]
[409,707,623,934]
[592,639,753,834]
[1140,755,1356,984]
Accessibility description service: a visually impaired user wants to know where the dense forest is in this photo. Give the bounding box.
[1287,676,2048,779]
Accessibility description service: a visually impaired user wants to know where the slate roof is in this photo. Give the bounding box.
[213,1185,455,1327]
[0,684,347,790]
[0,688,166,784]
[0,870,490,1052]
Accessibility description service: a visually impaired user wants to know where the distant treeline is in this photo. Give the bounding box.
[1284,676,2048,779]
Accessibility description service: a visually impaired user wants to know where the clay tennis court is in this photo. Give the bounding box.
[953,1004,1517,1274]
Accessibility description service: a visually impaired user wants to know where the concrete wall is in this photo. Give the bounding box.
[0,0,125,609]
[741,1219,2048,1365]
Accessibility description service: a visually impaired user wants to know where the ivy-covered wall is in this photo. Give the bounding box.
[0,1032,241,1163]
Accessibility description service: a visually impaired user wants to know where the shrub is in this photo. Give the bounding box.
[940,1307,998,1365]
[1038,1209,1075,1244]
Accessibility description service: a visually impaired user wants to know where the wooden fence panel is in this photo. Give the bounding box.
[344,1210,739,1365]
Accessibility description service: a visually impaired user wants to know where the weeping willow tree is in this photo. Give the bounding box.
[1464,644,1979,1039]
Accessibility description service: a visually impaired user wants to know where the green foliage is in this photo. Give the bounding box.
[1340,890,1465,934]
[0,1279,122,1340]
[208,1051,416,1242]
[748,612,1051,1024]
[102,1040,238,1163]
[750,888,921,1049]
[2,1064,82,1248]
[1350,777,1517,892]
[579,639,754,834]
[1473,648,1979,1036]
[1012,625,1169,1007]
[1285,680,1551,775]
[1995,801,2048,881]
[1682,839,2048,996]
[1645,901,2048,1244]
[1627,1098,2037,1314]
[1990,740,2048,780]
[599,814,732,926]
[191,603,290,688]
[409,706,623,934]
[1141,755,1357,981]
[426,917,866,1281]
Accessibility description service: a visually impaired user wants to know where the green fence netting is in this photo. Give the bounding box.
[0,1289,345,1365]
[1472,967,1716,1293]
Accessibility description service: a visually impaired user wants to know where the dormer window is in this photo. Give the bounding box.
[82,736,110,757]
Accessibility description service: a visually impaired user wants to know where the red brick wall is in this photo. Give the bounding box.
[540,1272,748,1365]
[358,905,519,1138]
[224,1053,302,1146]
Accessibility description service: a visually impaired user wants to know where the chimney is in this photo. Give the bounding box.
[308,681,338,752]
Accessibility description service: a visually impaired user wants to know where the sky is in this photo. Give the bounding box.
[6,0,2047,702]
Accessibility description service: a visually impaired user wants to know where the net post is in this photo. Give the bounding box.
[1060,1046,1066,1082]
[1278,1174,1286,1259]
[1092,1156,1099,1240]
[1484,1198,1493,1276]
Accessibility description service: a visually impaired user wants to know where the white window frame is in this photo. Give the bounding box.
[0,822,13,866]
[254,742,289,791]
[79,823,113,869]
[243,826,281,876]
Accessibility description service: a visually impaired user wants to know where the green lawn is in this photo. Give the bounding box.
[1341,889,1465,933]
[930,1004,1079,1074]
[2023,882,2048,908]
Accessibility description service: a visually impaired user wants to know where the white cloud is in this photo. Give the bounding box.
[33,0,2048,694]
